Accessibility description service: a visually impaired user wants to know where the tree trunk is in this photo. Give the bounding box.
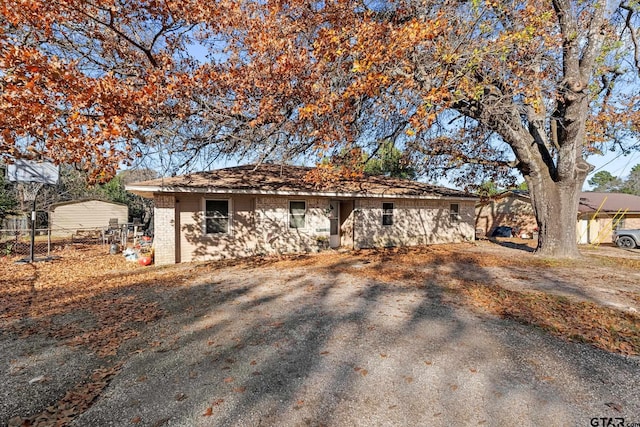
[526,174,585,258]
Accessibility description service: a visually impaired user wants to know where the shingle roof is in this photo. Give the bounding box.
[578,192,640,213]
[126,164,475,200]
[482,190,640,213]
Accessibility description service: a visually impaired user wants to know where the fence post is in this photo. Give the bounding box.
[47,228,51,256]
[29,199,36,262]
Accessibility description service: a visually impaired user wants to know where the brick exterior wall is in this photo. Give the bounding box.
[153,194,176,265]
[354,199,475,249]
[156,193,476,263]
[475,195,538,237]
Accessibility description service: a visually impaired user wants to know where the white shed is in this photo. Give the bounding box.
[49,199,128,237]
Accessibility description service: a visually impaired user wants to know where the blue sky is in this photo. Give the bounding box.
[584,150,640,190]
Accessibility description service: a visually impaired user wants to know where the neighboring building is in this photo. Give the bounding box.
[475,190,538,238]
[475,190,640,244]
[126,164,478,265]
[49,199,129,237]
[577,192,640,244]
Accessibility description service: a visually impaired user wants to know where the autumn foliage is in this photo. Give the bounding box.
[1,0,639,254]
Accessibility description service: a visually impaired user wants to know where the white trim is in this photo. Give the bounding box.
[329,200,340,248]
[289,200,307,230]
[382,202,394,226]
[449,203,460,223]
[202,197,233,236]
[125,185,478,201]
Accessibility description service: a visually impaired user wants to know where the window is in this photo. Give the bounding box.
[450,203,460,223]
[382,202,394,226]
[289,201,306,229]
[205,200,229,234]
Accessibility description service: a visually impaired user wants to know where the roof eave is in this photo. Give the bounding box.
[124,185,478,201]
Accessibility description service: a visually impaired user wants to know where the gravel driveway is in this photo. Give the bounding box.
[3,244,640,426]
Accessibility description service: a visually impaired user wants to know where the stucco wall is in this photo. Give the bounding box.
[354,199,475,249]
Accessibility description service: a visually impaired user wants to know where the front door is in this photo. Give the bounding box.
[329,201,340,248]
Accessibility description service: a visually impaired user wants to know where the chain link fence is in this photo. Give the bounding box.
[0,228,52,257]
[0,226,143,258]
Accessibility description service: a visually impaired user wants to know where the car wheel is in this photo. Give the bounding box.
[616,236,636,249]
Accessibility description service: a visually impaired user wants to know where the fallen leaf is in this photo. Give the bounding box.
[605,402,623,412]
[404,376,413,384]
[250,360,257,365]
[131,416,142,424]
[175,393,187,401]
[380,353,388,358]
[212,399,225,406]
[203,407,213,416]
[233,386,246,393]
[28,375,45,384]
[223,377,234,383]
[424,361,432,365]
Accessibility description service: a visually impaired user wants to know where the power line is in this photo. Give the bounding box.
[589,151,639,177]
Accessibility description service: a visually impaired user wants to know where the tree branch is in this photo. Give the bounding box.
[621,2,640,74]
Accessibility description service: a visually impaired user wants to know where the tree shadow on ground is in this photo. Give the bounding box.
[488,237,536,252]
[70,249,640,426]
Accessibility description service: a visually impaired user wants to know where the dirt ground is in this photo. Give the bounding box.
[1,241,639,426]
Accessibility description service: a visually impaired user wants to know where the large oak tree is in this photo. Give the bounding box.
[1,0,639,257]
